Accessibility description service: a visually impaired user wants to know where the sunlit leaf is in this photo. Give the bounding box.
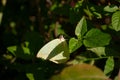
[87,47,106,57]
[83,29,111,47]
[84,9,93,20]
[69,38,82,53]
[75,16,87,38]
[104,5,118,12]
[104,57,114,76]
[7,46,17,56]
[112,11,120,31]
[51,64,108,80]
[22,46,30,55]
[93,12,102,19]
[7,42,34,60]
[26,73,35,80]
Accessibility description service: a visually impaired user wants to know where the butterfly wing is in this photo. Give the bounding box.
[36,38,69,63]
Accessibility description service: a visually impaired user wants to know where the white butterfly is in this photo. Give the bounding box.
[36,36,70,64]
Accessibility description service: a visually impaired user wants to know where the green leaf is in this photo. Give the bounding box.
[87,47,106,57]
[26,73,35,80]
[84,8,93,20]
[75,16,87,38]
[51,64,108,80]
[104,5,118,12]
[22,45,31,55]
[104,57,114,76]
[7,46,17,56]
[83,29,111,47]
[0,12,3,25]
[112,11,120,31]
[69,38,82,53]
[7,42,34,60]
[93,12,102,19]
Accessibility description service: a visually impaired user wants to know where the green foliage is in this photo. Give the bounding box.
[75,16,87,39]
[104,5,119,12]
[26,73,35,80]
[83,28,111,47]
[87,47,106,57]
[7,44,32,60]
[104,57,114,76]
[112,11,120,31]
[69,38,82,53]
[0,0,120,80]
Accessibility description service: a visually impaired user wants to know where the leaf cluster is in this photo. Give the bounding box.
[0,0,120,80]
